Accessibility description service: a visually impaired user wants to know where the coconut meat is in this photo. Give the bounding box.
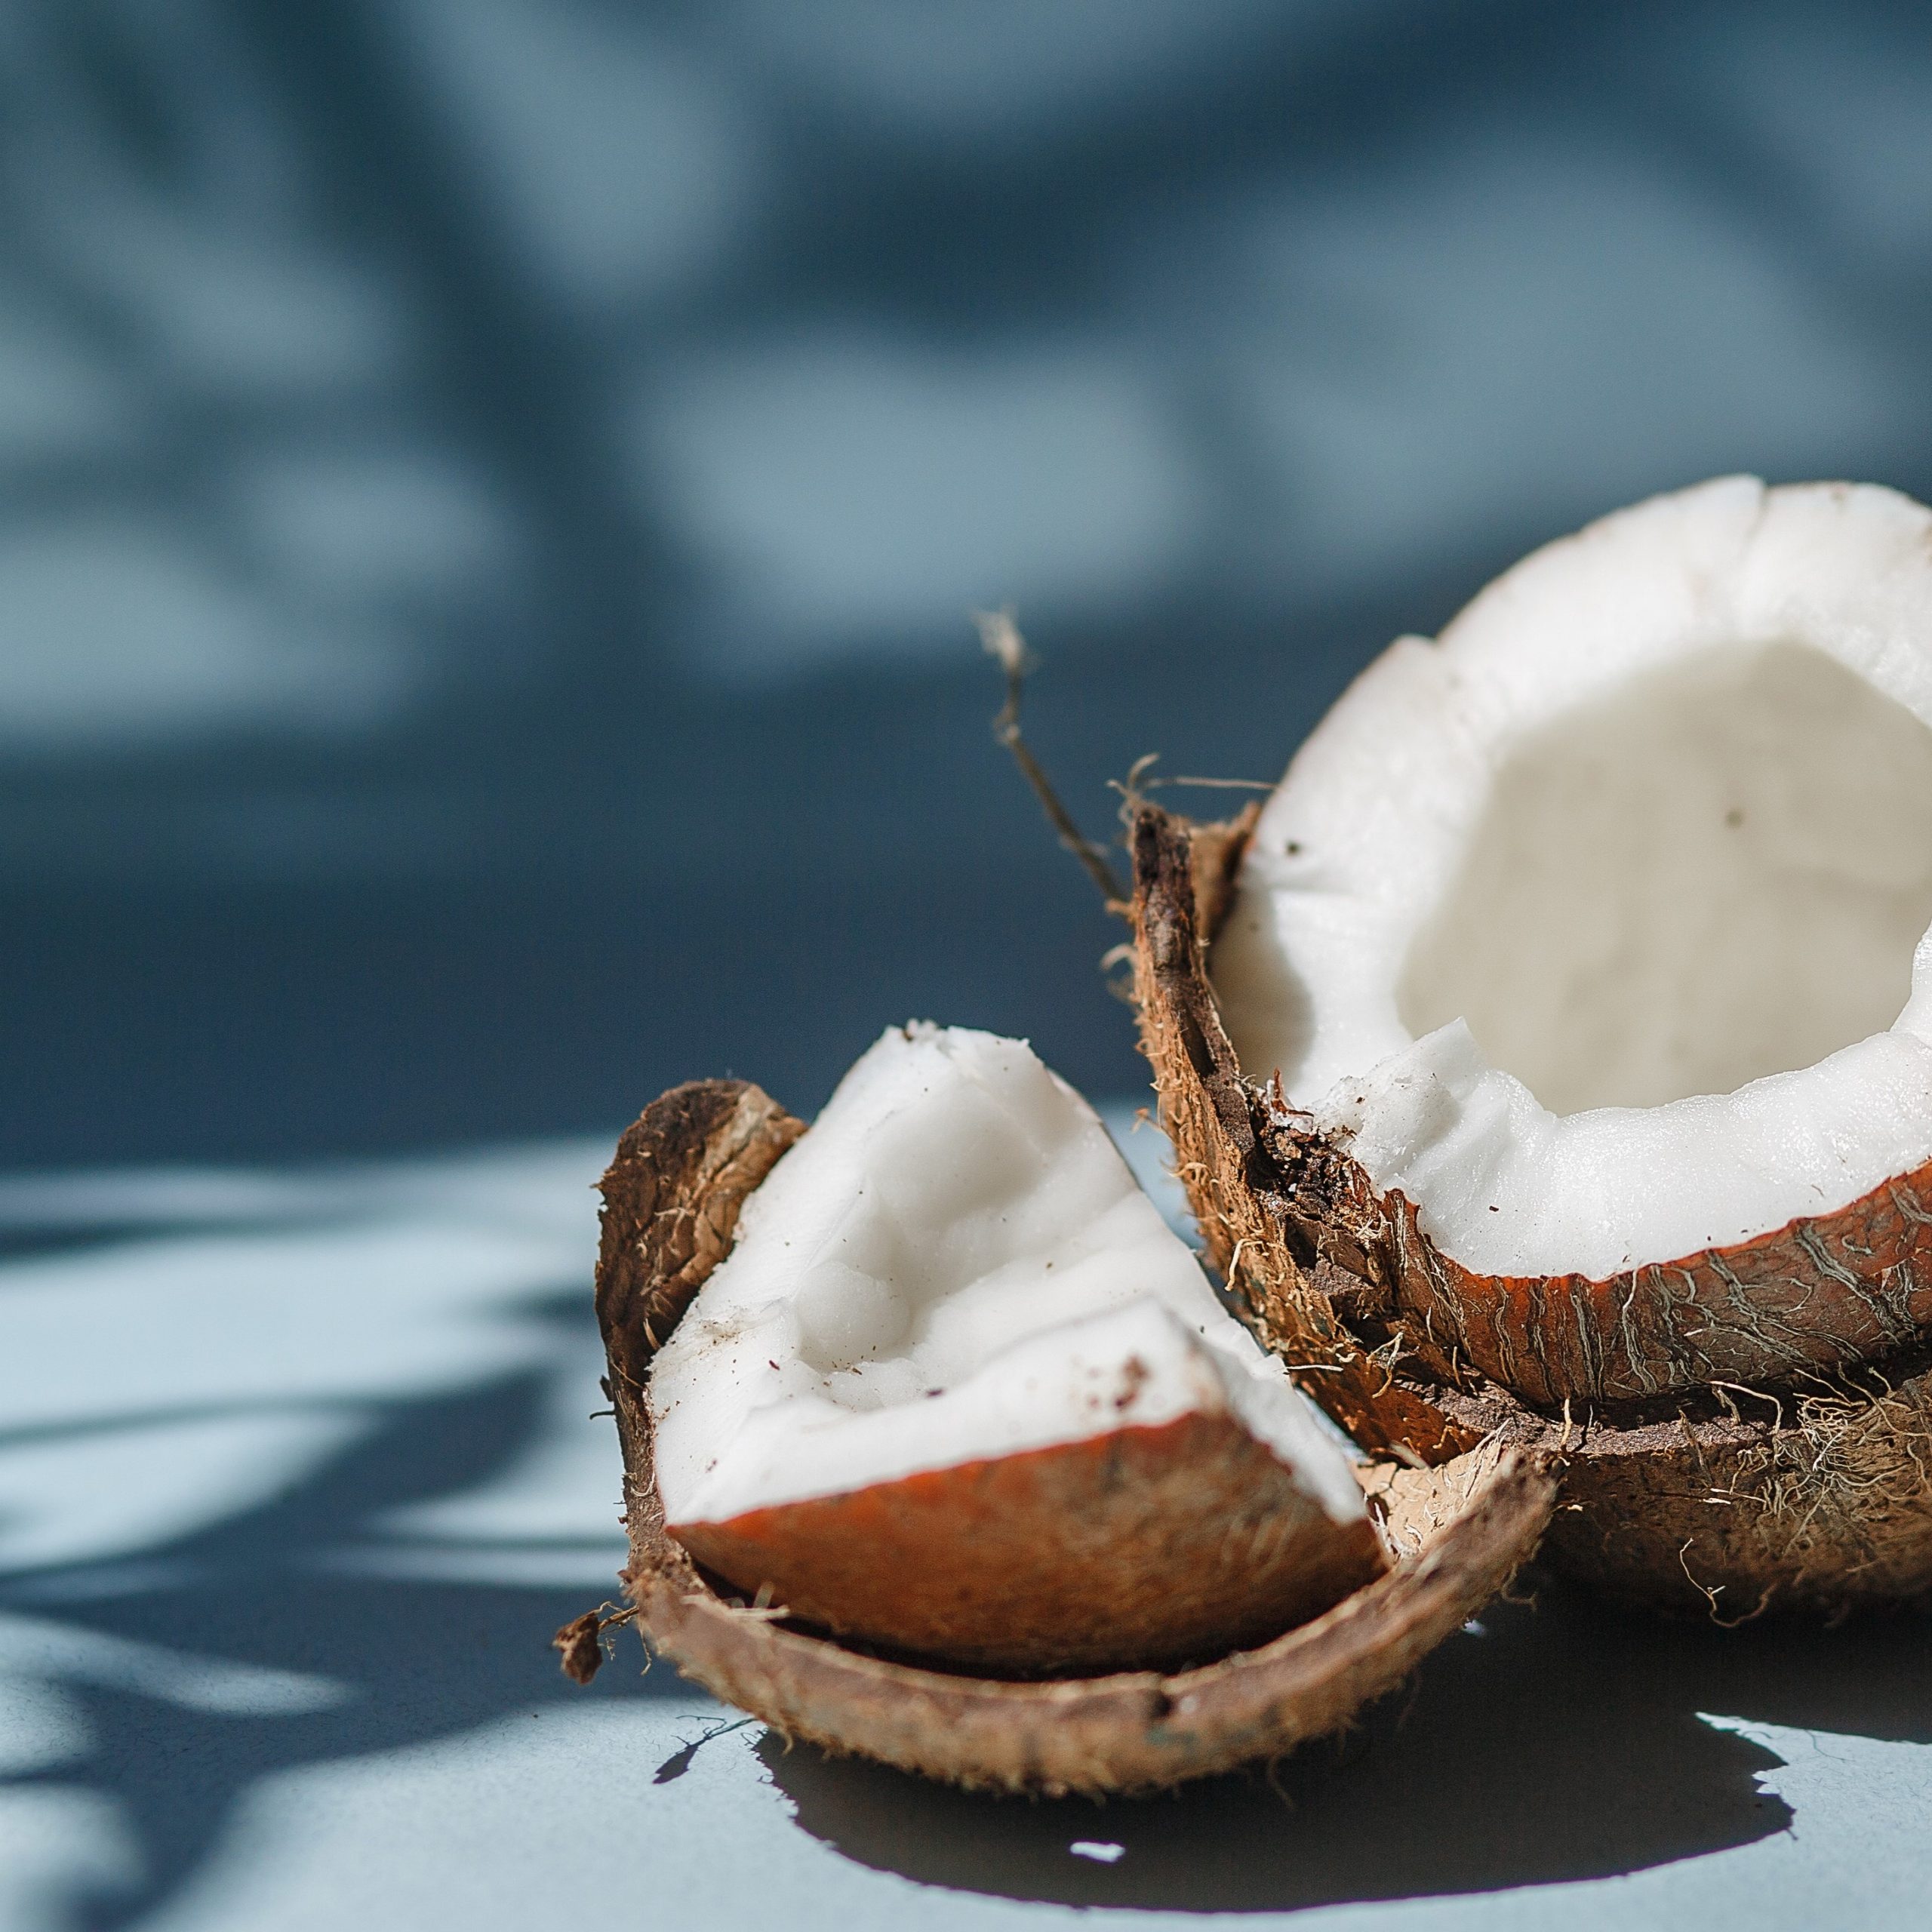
[1214,477,1932,1279]
[649,1023,1363,1531]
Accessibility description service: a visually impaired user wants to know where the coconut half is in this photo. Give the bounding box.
[1131,476,1932,1616]
[583,1040,1554,1793]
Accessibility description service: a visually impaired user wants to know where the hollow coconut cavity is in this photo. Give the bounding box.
[1131,475,1932,1617]
[584,1029,1552,1793]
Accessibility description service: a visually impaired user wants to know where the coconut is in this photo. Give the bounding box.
[1130,476,1932,1618]
[646,1023,1386,1675]
[578,1029,1554,1793]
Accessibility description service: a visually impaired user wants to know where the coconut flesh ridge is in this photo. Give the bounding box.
[649,1023,1364,1540]
[1213,475,1932,1284]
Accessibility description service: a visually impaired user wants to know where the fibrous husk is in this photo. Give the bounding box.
[581,1075,1554,1795]
[1130,801,1932,1617]
[1543,1378,1932,1617]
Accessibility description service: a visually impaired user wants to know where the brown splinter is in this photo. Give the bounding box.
[552,1611,605,1685]
[976,608,1128,907]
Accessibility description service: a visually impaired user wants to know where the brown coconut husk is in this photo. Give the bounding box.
[1129,799,1932,1617]
[573,1075,1555,1794]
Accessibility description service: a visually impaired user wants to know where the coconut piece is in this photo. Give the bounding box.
[586,1066,1555,1794]
[646,1023,1381,1675]
[1214,478,1932,1404]
[1133,801,1932,1614]
[1128,478,1932,1613]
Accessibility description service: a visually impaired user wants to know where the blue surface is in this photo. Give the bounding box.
[2,1126,1927,1931]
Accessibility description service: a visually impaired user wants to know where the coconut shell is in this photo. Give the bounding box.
[582,1075,1555,1794]
[1129,800,1932,1616]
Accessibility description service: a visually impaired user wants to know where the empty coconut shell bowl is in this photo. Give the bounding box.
[561,475,1932,1797]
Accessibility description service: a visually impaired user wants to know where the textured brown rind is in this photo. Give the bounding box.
[675,1409,1387,1676]
[1130,801,1932,1614]
[591,1075,1555,1793]
[1328,1164,1932,1410]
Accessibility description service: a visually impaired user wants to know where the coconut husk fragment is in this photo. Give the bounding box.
[578,1076,1554,1795]
[1128,800,1932,1616]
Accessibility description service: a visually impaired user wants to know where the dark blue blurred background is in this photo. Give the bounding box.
[5,0,1930,1167]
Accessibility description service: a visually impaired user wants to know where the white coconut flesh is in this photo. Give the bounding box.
[1213,476,1932,1281]
[648,1023,1364,1532]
